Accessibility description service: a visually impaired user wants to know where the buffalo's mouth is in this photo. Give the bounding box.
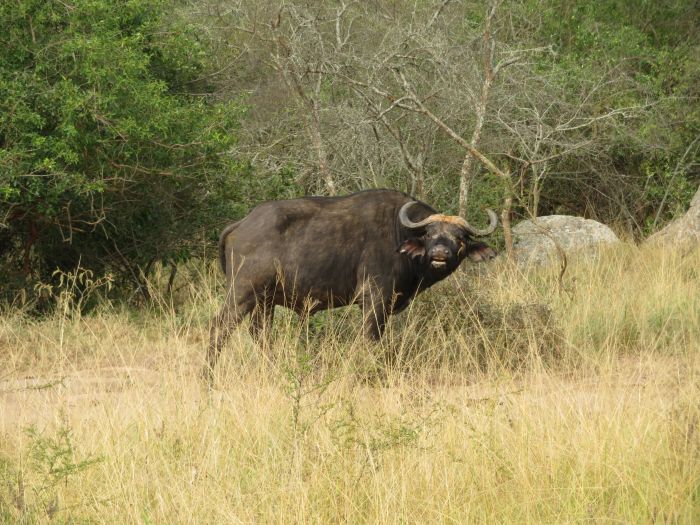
[430,258,448,269]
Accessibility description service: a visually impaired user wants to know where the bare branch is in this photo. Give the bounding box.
[427,0,453,29]
[395,69,508,181]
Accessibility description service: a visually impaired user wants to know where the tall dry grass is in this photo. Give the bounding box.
[1,244,699,523]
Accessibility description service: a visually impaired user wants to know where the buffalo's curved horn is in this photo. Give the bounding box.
[459,208,498,236]
[398,201,498,236]
[398,201,440,229]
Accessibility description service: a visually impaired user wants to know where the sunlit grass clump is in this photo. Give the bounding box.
[1,244,698,523]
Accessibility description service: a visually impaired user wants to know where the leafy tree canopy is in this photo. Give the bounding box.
[0,0,245,299]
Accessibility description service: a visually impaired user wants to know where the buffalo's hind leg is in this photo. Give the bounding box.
[205,290,256,383]
[249,296,275,343]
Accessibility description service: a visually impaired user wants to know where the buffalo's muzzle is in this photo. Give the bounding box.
[428,245,450,268]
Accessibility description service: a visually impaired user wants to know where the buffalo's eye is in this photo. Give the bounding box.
[457,240,466,256]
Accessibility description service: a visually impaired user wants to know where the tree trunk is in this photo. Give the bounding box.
[458,68,493,217]
[458,1,498,217]
[307,98,335,194]
[501,194,514,258]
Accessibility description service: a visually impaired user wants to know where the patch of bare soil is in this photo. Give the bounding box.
[0,366,162,429]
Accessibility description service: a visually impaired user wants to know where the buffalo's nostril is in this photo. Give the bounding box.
[430,246,450,260]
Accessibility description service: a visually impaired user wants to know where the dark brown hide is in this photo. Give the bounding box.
[206,189,496,378]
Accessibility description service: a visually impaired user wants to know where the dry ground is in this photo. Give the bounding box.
[1,244,699,523]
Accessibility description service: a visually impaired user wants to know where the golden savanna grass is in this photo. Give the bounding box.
[1,244,699,523]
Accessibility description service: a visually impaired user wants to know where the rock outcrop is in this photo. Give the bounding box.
[646,185,700,248]
[512,215,620,267]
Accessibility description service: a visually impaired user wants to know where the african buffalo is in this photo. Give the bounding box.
[207,189,497,376]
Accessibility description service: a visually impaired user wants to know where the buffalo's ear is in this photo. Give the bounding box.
[398,238,426,258]
[465,242,497,262]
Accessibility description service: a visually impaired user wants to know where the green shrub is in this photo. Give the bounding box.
[0,0,245,302]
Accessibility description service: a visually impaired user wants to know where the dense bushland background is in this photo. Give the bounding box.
[1,2,699,523]
[1,0,699,302]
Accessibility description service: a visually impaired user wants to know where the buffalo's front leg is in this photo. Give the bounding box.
[362,293,388,341]
[356,275,391,341]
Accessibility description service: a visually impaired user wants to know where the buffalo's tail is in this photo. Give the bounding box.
[218,221,242,275]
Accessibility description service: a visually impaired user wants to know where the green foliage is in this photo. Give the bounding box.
[0,0,245,301]
[283,350,336,437]
[516,0,700,223]
[2,0,699,306]
[0,420,102,522]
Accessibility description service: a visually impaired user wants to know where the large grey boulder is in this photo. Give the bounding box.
[512,215,620,267]
[646,185,700,248]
